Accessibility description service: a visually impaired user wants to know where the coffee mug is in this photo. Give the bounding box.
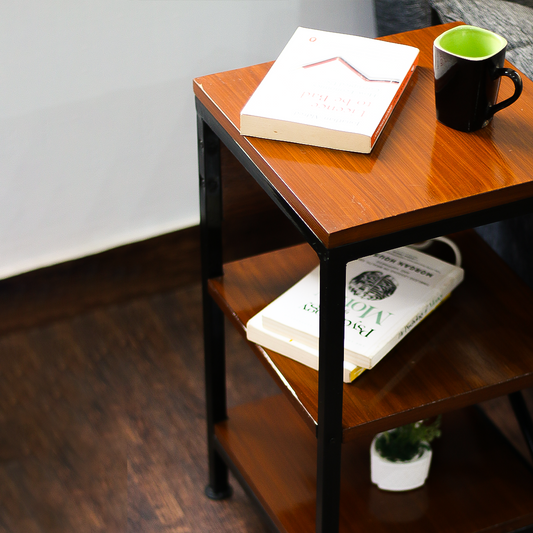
[433,25,522,132]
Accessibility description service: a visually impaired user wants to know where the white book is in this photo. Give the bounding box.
[240,27,420,153]
[247,313,366,383]
[246,241,464,370]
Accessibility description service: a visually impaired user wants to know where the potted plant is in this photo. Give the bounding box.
[370,416,441,491]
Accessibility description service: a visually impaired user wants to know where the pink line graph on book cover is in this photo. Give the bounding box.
[303,57,400,84]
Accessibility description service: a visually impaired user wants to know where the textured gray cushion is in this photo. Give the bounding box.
[374,0,432,36]
[429,0,533,80]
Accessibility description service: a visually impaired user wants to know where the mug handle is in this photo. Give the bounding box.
[488,68,523,118]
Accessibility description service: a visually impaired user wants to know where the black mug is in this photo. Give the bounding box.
[433,25,523,132]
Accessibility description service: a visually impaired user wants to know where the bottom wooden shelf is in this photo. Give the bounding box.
[216,394,533,533]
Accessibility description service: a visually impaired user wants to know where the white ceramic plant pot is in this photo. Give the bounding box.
[370,434,432,491]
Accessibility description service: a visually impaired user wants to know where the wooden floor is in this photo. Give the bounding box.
[0,230,278,533]
[0,229,531,533]
[0,286,280,533]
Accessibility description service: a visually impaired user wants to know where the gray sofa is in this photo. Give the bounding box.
[373,0,533,288]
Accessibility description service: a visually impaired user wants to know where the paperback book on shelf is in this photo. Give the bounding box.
[240,27,420,153]
[247,313,366,383]
[246,239,464,381]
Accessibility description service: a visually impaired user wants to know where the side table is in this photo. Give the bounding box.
[194,23,533,532]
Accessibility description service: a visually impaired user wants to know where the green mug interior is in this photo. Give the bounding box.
[435,25,507,59]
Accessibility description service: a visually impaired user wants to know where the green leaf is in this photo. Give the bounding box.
[375,416,442,462]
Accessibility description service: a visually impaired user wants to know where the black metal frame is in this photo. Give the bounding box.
[196,96,533,532]
[198,116,233,501]
[509,391,533,463]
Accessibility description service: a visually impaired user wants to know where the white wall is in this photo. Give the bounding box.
[0,0,376,279]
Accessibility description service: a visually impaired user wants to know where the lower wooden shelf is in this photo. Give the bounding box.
[210,230,533,439]
[216,394,533,533]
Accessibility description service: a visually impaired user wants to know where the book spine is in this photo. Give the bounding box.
[396,272,460,340]
[370,53,420,147]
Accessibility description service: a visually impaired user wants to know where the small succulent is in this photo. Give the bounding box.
[375,416,442,462]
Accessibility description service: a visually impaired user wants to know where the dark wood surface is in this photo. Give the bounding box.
[210,230,533,440]
[194,23,533,249]
[0,277,280,532]
[0,226,202,336]
[217,394,533,533]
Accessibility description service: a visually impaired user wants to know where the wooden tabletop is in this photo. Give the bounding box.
[194,23,533,249]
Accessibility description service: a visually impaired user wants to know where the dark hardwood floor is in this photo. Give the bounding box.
[0,222,531,532]
[0,268,280,532]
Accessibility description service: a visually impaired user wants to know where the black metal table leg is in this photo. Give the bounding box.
[315,251,347,532]
[198,116,233,500]
[509,391,533,464]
